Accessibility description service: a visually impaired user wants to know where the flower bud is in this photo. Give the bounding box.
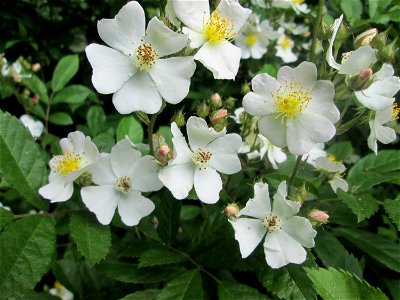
[241,82,251,95]
[308,209,329,223]
[354,28,377,49]
[291,183,308,204]
[211,109,228,125]
[32,95,39,104]
[225,96,237,108]
[371,31,388,50]
[348,68,373,91]
[224,203,240,220]
[336,23,348,41]
[31,63,41,72]
[171,108,186,127]
[377,41,398,63]
[196,100,210,118]
[159,145,170,156]
[76,172,93,186]
[317,20,333,40]
[211,93,222,109]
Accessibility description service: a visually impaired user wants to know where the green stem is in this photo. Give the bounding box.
[310,0,325,63]
[45,92,55,135]
[14,209,82,220]
[288,156,303,196]
[148,102,166,156]
[336,109,367,135]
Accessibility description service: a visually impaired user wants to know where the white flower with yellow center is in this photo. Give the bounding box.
[355,64,400,111]
[368,104,398,154]
[315,155,348,193]
[272,0,310,14]
[20,114,44,139]
[243,61,339,155]
[81,139,163,226]
[275,29,298,63]
[85,1,196,115]
[302,143,326,167]
[257,134,287,169]
[173,0,252,79]
[39,131,100,203]
[158,116,242,204]
[229,181,316,268]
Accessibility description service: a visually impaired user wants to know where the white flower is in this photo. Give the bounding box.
[165,0,181,28]
[243,61,339,155]
[257,134,287,169]
[159,116,242,204]
[49,281,74,300]
[368,105,398,154]
[81,139,162,226]
[326,15,376,75]
[302,143,326,167]
[235,16,278,59]
[229,181,316,268]
[315,155,348,193]
[39,131,100,203]
[272,0,310,14]
[1,58,31,81]
[173,0,252,79]
[85,1,196,114]
[231,107,245,124]
[20,114,44,138]
[0,202,11,211]
[355,64,400,111]
[275,29,297,63]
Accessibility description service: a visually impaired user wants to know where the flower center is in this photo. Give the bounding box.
[115,176,132,194]
[293,0,305,4]
[262,213,281,232]
[328,154,342,164]
[204,9,236,44]
[392,103,399,120]
[280,36,293,49]
[134,43,158,71]
[245,34,258,46]
[272,82,312,123]
[341,51,352,64]
[53,151,83,176]
[192,148,212,168]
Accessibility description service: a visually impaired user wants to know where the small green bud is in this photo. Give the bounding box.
[76,172,93,186]
[196,100,210,118]
[171,108,186,127]
[317,20,333,40]
[354,28,378,49]
[371,31,388,50]
[348,68,373,91]
[210,109,228,125]
[336,23,347,41]
[377,40,398,63]
[241,82,251,95]
[225,96,237,108]
[211,93,222,109]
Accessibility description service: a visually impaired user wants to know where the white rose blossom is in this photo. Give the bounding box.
[19,114,44,139]
[85,1,196,114]
[257,134,287,169]
[243,61,339,155]
[302,143,326,167]
[315,155,348,193]
[173,0,252,79]
[368,104,398,154]
[81,139,163,226]
[229,181,316,268]
[275,28,298,63]
[39,131,100,203]
[272,0,310,14]
[159,116,242,204]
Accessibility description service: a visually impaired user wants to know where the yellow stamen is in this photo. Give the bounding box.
[293,0,305,4]
[280,36,293,49]
[54,151,82,176]
[204,9,236,44]
[192,148,212,168]
[245,34,258,46]
[328,154,342,164]
[392,103,399,120]
[133,43,158,71]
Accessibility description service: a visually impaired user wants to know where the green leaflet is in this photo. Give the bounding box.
[138,248,185,268]
[87,106,106,137]
[116,116,144,143]
[0,207,13,230]
[0,216,56,297]
[218,280,270,300]
[384,196,400,231]
[157,269,204,300]
[337,190,379,222]
[0,110,48,209]
[51,54,79,92]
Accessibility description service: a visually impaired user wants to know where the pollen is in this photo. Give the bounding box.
[262,213,281,232]
[134,43,158,71]
[245,34,258,46]
[204,9,236,44]
[115,176,132,194]
[392,103,399,120]
[272,82,312,123]
[53,151,83,176]
[192,148,212,168]
[328,154,342,164]
[293,0,305,4]
[280,36,293,49]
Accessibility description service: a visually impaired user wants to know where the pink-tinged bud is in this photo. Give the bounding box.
[309,210,329,223]
[211,109,228,125]
[211,93,222,108]
[32,63,41,72]
[224,203,240,217]
[32,95,39,104]
[354,28,378,49]
[348,68,373,91]
[159,145,170,156]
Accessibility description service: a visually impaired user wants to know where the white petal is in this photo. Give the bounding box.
[276,46,298,63]
[169,123,193,166]
[97,19,136,55]
[281,216,316,248]
[117,191,155,226]
[158,163,195,200]
[339,46,377,75]
[65,131,86,153]
[173,0,210,32]
[277,61,317,90]
[367,120,378,154]
[252,73,281,96]
[187,116,225,150]
[112,71,162,114]
[207,134,242,174]
[257,115,287,148]
[81,186,118,225]
[229,218,266,258]
[315,157,346,173]
[115,1,146,47]
[149,57,196,104]
[263,230,307,268]
[238,182,271,219]
[39,175,73,203]
[326,14,343,70]
[272,182,300,219]
[375,63,394,80]
[183,27,207,48]
[85,44,136,94]
[83,136,100,163]
[145,17,188,56]
[194,167,222,204]
[87,156,116,186]
[271,146,287,164]
[286,112,336,155]
[330,177,349,193]
[242,92,274,116]
[217,0,252,33]
[195,41,241,80]
[375,123,396,145]
[130,156,163,192]
[307,80,339,123]
[111,139,141,177]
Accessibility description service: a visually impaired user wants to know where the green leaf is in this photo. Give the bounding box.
[0,216,56,298]
[305,267,388,300]
[70,212,111,266]
[258,64,277,77]
[157,269,203,300]
[138,248,185,268]
[117,116,144,143]
[384,197,400,231]
[120,289,160,300]
[218,281,269,300]
[191,212,226,251]
[337,190,379,222]
[92,130,115,153]
[340,0,362,23]
[52,85,91,105]
[24,75,49,103]
[87,106,106,137]
[0,110,47,209]
[328,141,353,161]
[48,112,73,125]
[155,196,181,246]
[0,207,13,230]
[51,55,79,92]
[335,227,400,273]
[180,205,202,221]
[314,230,362,277]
